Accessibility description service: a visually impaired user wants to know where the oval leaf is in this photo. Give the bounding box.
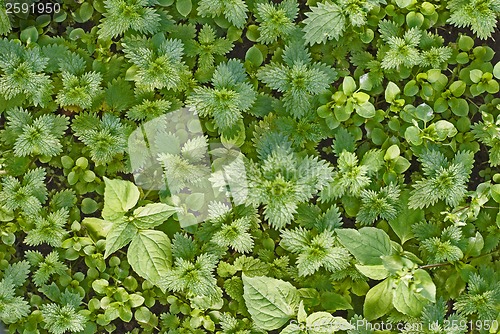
[176,0,192,17]
[364,279,393,321]
[102,177,140,220]
[336,227,392,265]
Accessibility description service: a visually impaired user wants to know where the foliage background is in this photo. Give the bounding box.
[0,0,499,333]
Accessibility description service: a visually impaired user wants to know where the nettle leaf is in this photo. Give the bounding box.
[336,227,392,265]
[102,177,140,220]
[127,230,172,286]
[132,203,179,229]
[242,275,300,331]
[303,2,346,45]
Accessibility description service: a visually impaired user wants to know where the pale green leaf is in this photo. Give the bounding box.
[413,269,436,302]
[393,281,425,317]
[127,230,172,285]
[102,177,140,220]
[306,312,354,333]
[82,217,113,240]
[388,190,420,244]
[303,2,346,45]
[133,203,179,229]
[336,227,392,265]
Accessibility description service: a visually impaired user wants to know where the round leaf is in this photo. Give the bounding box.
[242,275,299,331]
[384,145,400,161]
[20,27,38,44]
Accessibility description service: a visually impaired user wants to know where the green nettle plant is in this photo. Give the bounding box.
[0,0,499,333]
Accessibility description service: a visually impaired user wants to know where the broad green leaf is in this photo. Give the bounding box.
[404,126,422,145]
[242,275,299,331]
[469,69,482,83]
[449,80,466,97]
[320,292,353,312]
[74,3,94,23]
[133,203,178,229]
[176,0,192,16]
[449,97,469,116]
[102,177,140,220]
[297,301,307,323]
[396,0,412,8]
[185,193,205,211]
[82,217,113,240]
[385,82,400,102]
[393,156,411,173]
[280,324,303,334]
[306,312,354,334]
[434,120,458,140]
[388,190,421,244]
[20,27,38,44]
[363,279,393,320]
[127,230,172,285]
[393,281,426,317]
[384,145,400,161]
[104,220,138,258]
[493,62,500,79]
[336,227,392,265]
[413,269,436,302]
[355,264,390,280]
[355,101,375,118]
[246,46,264,67]
[415,103,433,122]
[303,2,346,45]
[404,80,419,96]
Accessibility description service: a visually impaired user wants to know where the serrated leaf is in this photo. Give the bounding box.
[388,190,420,244]
[176,0,192,16]
[133,203,179,229]
[242,275,299,331]
[128,230,172,285]
[355,264,390,280]
[102,177,140,220]
[393,281,425,317]
[303,2,346,45]
[104,220,138,258]
[336,227,392,265]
